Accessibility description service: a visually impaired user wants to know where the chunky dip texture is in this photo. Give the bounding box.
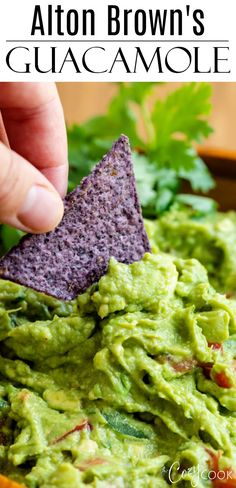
[146,208,236,295]
[0,211,236,487]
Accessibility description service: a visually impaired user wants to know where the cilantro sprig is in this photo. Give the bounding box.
[68,82,215,216]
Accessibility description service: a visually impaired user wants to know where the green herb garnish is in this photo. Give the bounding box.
[102,409,151,439]
[67,82,215,217]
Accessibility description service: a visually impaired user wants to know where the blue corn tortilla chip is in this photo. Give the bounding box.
[0,135,151,301]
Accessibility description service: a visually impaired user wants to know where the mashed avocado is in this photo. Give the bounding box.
[0,211,236,487]
[146,208,236,294]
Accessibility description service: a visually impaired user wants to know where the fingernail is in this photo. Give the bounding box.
[18,186,64,233]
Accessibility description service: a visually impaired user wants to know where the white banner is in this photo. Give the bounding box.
[0,0,235,81]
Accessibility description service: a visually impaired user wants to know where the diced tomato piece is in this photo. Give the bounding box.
[201,364,232,388]
[51,419,92,445]
[212,469,236,487]
[206,448,222,471]
[214,372,232,389]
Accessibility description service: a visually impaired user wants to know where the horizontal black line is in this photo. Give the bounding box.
[6,39,229,43]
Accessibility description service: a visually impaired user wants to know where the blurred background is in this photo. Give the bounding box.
[57,82,236,152]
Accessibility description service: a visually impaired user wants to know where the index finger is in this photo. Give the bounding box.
[0,82,68,196]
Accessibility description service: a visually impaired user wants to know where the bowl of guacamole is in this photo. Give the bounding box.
[0,207,236,487]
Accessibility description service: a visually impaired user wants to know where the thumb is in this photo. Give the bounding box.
[0,142,64,233]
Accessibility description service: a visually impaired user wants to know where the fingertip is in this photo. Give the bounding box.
[1,83,69,198]
[17,186,64,234]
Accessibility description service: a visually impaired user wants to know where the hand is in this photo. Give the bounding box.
[0,82,68,233]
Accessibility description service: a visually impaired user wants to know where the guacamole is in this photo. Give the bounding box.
[0,210,236,487]
[146,208,236,294]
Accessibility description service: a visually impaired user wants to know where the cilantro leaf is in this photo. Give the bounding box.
[117,82,158,105]
[151,82,213,148]
[176,194,217,215]
[132,153,158,207]
[179,152,215,192]
[102,409,151,439]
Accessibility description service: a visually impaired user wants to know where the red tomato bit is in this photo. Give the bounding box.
[214,372,232,389]
[51,419,92,445]
[206,449,236,487]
